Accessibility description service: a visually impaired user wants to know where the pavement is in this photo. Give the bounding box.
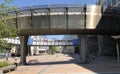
[0,53,120,74]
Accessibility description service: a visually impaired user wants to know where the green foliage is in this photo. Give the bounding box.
[50,46,56,54]
[0,0,18,49]
[0,61,9,68]
[0,49,4,53]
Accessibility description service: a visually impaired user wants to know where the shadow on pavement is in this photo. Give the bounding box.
[27,54,120,73]
[27,54,79,65]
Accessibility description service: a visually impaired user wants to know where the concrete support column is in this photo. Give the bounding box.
[28,46,31,56]
[64,46,67,53]
[19,36,28,65]
[49,46,52,55]
[26,44,29,56]
[77,34,88,63]
[98,35,103,56]
[116,39,120,64]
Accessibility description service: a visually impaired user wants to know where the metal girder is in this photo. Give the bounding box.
[30,6,33,29]
[47,8,51,30]
[65,7,69,30]
[15,10,18,29]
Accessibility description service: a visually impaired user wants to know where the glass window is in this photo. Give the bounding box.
[103,0,112,6]
[118,4,120,7]
[112,0,116,5]
[118,0,120,2]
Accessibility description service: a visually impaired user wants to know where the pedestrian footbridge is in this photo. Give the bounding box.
[4,37,78,46]
[9,4,120,65]
[10,4,120,35]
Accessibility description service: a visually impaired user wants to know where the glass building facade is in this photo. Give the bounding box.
[97,0,120,7]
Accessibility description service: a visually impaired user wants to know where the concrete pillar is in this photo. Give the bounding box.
[28,46,31,56]
[19,36,28,65]
[98,35,103,56]
[26,44,29,56]
[116,39,120,64]
[77,34,88,63]
[64,46,67,53]
[49,46,52,55]
[30,46,34,56]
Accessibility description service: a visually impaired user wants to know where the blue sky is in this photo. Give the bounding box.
[8,0,97,7]
[3,0,97,39]
[46,35,64,39]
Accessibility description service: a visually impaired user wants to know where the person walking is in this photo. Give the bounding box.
[5,52,9,61]
[14,57,18,67]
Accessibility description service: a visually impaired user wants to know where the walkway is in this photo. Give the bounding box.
[2,54,120,74]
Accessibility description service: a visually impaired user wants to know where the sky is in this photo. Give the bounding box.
[7,0,98,7]
[2,0,97,39]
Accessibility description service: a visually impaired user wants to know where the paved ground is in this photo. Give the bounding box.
[1,53,120,74]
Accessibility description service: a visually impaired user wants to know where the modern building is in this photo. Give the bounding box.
[96,0,120,56]
[63,35,117,56]
[96,0,120,7]
[63,35,77,54]
[5,35,77,56]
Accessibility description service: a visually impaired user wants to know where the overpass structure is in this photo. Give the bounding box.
[4,36,78,46]
[10,4,120,65]
[14,4,120,35]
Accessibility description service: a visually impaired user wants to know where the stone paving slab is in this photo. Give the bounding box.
[7,54,57,74]
[2,54,120,74]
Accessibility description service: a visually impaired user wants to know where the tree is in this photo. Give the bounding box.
[0,0,18,49]
[50,46,56,54]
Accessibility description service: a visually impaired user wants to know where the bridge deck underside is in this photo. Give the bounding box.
[19,29,120,35]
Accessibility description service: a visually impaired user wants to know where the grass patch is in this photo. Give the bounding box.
[0,61,9,68]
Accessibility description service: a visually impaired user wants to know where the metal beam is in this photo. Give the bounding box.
[30,6,33,29]
[84,4,86,31]
[65,7,69,31]
[48,8,51,31]
[15,10,18,29]
[17,11,25,15]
